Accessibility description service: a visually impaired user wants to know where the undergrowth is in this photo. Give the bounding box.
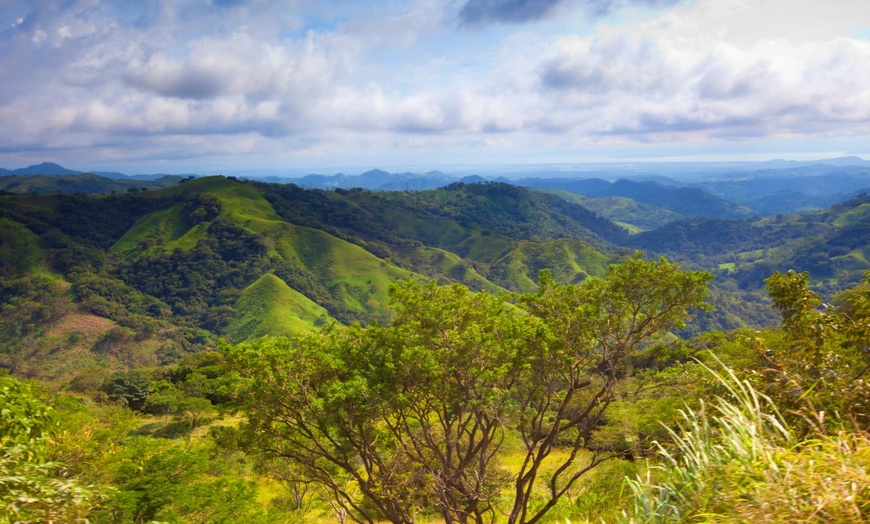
[623,361,870,523]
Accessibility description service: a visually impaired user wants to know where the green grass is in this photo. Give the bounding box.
[455,231,517,265]
[492,239,613,292]
[226,274,329,342]
[625,362,870,523]
[616,221,642,234]
[226,274,331,342]
[204,179,283,230]
[268,222,416,317]
[0,218,48,277]
[833,203,870,227]
[399,246,505,293]
[113,177,284,257]
[553,192,684,230]
[736,249,764,260]
[111,203,199,257]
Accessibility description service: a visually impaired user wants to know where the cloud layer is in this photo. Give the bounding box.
[0,0,869,171]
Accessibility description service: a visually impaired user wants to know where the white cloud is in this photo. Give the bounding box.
[1,0,870,171]
[523,0,870,142]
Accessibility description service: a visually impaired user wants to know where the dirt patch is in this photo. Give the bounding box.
[46,313,115,340]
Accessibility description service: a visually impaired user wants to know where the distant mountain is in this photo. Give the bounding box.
[0,173,184,194]
[12,162,81,175]
[0,162,200,182]
[758,156,870,170]
[690,168,870,214]
[4,158,869,219]
[513,177,753,220]
[293,169,455,190]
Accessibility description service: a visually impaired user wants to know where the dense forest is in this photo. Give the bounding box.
[1,173,869,522]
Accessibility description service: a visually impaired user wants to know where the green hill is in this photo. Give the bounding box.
[551,192,684,231]
[1,178,627,379]
[6,176,865,380]
[632,193,870,298]
[490,239,614,292]
[0,173,183,194]
[225,274,330,341]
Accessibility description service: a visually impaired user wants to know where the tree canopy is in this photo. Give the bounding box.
[227,255,713,524]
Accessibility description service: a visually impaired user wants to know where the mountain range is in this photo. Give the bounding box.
[2,170,869,381]
[4,159,870,217]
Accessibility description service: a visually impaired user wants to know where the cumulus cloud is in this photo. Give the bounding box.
[1,0,870,170]
[530,28,870,141]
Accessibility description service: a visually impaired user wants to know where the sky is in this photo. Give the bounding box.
[1,0,869,175]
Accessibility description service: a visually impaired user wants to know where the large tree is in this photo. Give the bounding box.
[227,255,712,524]
[506,256,712,524]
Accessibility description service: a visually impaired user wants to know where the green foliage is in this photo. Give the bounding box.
[228,255,712,524]
[0,275,61,343]
[0,374,101,522]
[758,270,870,430]
[71,271,170,327]
[115,218,269,322]
[503,256,712,524]
[88,437,260,524]
[625,362,870,523]
[103,371,152,411]
[0,218,46,279]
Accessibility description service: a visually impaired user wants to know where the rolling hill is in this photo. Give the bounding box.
[0,177,627,380]
[1,174,869,381]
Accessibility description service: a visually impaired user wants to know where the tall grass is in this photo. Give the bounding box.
[624,361,870,523]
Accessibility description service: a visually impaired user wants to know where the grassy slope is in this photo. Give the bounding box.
[552,191,684,231]
[225,274,330,342]
[833,203,870,227]
[269,222,415,317]
[113,176,419,327]
[0,218,49,278]
[112,204,200,257]
[491,239,615,292]
[392,245,505,293]
[111,177,271,257]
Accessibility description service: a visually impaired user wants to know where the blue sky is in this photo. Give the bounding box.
[1,0,869,174]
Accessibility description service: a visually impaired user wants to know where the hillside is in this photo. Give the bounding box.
[2,175,869,380]
[513,177,755,220]
[0,177,628,380]
[631,193,870,296]
[0,173,184,194]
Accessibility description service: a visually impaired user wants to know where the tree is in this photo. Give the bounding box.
[505,256,712,524]
[369,280,543,523]
[90,436,259,524]
[228,330,426,524]
[102,370,151,411]
[760,270,870,430]
[227,255,712,524]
